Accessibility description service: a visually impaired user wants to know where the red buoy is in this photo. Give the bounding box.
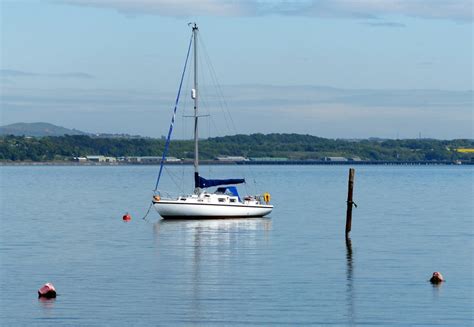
[38,283,56,298]
[122,213,131,221]
[430,271,445,284]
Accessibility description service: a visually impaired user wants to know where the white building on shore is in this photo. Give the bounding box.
[86,155,116,163]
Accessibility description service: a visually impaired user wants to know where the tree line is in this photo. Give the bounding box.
[0,134,473,162]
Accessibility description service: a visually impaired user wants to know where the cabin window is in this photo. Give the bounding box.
[218,198,225,203]
[180,198,186,201]
[230,199,236,203]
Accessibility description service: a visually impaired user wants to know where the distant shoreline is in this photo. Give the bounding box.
[1,160,472,166]
[2,133,473,164]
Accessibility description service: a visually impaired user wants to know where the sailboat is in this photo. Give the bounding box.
[152,23,273,219]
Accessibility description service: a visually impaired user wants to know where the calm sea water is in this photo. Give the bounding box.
[0,165,472,326]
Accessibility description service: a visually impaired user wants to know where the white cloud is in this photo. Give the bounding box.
[59,0,256,17]
[0,69,95,79]
[362,21,406,27]
[57,0,473,21]
[297,0,474,21]
[2,84,472,138]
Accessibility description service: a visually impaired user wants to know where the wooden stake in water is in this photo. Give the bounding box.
[345,168,356,237]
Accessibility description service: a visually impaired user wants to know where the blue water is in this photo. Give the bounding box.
[0,165,472,326]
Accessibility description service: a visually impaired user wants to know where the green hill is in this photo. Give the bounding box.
[0,122,88,137]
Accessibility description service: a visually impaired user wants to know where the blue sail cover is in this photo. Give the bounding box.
[196,174,245,189]
[216,186,241,201]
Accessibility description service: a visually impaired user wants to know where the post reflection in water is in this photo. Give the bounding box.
[346,236,355,326]
[152,218,272,321]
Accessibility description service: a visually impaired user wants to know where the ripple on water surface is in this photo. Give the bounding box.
[0,165,472,326]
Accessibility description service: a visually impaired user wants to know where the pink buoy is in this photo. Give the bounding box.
[38,283,57,298]
[122,213,131,221]
[429,272,445,284]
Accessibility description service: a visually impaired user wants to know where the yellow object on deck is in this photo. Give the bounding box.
[456,148,474,153]
[263,192,271,204]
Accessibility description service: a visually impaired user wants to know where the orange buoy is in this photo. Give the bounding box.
[122,213,132,221]
[429,271,445,284]
[38,283,56,298]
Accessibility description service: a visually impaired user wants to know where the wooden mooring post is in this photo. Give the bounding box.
[345,168,356,238]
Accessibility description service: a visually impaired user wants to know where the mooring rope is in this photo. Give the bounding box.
[141,202,154,221]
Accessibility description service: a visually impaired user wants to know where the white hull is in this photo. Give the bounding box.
[153,199,273,219]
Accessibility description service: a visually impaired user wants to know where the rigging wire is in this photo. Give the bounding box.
[196,35,214,179]
[178,50,193,193]
[154,32,193,192]
[199,35,235,134]
[198,33,260,195]
[143,31,193,221]
[207,98,212,178]
[164,165,185,194]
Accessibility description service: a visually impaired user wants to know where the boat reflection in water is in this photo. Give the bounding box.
[153,217,272,246]
[155,217,272,229]
[152,218,272,320]
[152,217,272,270]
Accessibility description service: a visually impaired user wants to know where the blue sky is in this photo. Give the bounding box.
[1,0,472,139]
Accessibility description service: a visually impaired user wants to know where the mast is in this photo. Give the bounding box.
[192,23,200,192]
